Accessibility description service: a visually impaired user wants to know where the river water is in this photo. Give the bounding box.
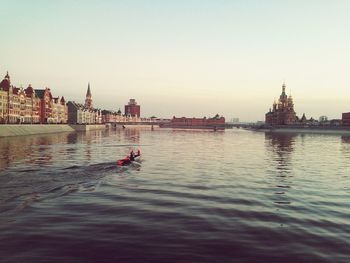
[0,128,349,263]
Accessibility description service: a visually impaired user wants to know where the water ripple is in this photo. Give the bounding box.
[0,129,350,262]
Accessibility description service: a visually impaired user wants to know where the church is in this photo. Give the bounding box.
[265,83,297,126]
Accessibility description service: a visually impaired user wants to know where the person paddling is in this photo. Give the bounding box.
[117,149,141,166]
[130,150,135,161]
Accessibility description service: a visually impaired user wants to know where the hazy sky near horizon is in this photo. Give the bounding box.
[1,0,350,121]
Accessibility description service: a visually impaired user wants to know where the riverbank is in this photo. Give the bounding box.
[0,124,106,137]
[116,124,159,129]
[159,124,225,130]
[255,126,350,135]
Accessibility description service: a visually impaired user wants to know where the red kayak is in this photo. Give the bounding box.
[117,149,141,166]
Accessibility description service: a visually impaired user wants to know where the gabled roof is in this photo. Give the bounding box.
[35,89,46,99]
[12,87,20,95]
[25,85,34,97]
[35,88,52,100]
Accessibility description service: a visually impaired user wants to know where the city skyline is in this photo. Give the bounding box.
[1,0,350,121]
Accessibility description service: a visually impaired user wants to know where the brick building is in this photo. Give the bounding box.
[125,99,140,117]
[163,114,225,129]
[342,113,350,126]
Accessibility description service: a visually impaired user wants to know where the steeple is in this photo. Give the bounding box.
[86,82,92,97]
[84,83,93,109]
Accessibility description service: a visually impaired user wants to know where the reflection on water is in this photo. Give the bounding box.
[340,136,350,161]
[265,132,295,169]
[341,136,350,144]
[0,130,111,171]
[0,132,71,170]
[265,132,297,206]
[124,127,141,143]
[1,129,350,263]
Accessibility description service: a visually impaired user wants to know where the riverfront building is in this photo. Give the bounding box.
[265,83,298,126]
[67,101,101,124]
[265,83,320,127]
[160,114,225,129]
[342,113,350,126]
[125,99,140,117]
[67,84,102,124]
[0,72,67,124]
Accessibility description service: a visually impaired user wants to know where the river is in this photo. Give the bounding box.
[0,128,349,263]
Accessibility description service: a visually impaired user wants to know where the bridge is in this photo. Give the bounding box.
[225,123,264,129]
[108,120,170,128]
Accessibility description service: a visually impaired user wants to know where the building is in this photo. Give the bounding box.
[53,96,68,124]
[101,110,122,123]
[35,88,54,123]
[265,83,297,126]
[34,88,68,124]
[160,114,225,129]
[67,84,101,124]
[0,72,67,124]
[67,101,102,124]
[67,101,98,124]
[0,87,7,123]
[24,85,41,124]
[342,113,350,126]
[125,99,140,117]
[85,83,93,109]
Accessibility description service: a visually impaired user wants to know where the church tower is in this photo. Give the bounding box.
[85,83,93,109]
[265,83,297,126]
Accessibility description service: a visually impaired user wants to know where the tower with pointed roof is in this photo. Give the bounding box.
[265,83,297,126]
[85,83,93,109]
[0,71,11,91]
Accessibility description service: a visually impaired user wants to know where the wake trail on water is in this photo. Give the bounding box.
[0,160,142,214]
[97,144,151,148]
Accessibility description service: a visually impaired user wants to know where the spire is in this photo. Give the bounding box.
[86,82,92,97]
[280,82,287,100]
[84,83,93,109]
[5,71,10,79]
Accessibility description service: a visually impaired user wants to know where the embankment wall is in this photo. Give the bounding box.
[0,124,106,137]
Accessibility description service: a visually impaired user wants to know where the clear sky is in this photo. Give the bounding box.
[1,0,350,121]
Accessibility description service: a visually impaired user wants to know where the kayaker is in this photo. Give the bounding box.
[117,150,141,166]
[130,150,135,161]
[117,155,130,166]
[136,149,141,157]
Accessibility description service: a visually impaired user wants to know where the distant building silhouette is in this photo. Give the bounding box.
[265,83,297,126]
